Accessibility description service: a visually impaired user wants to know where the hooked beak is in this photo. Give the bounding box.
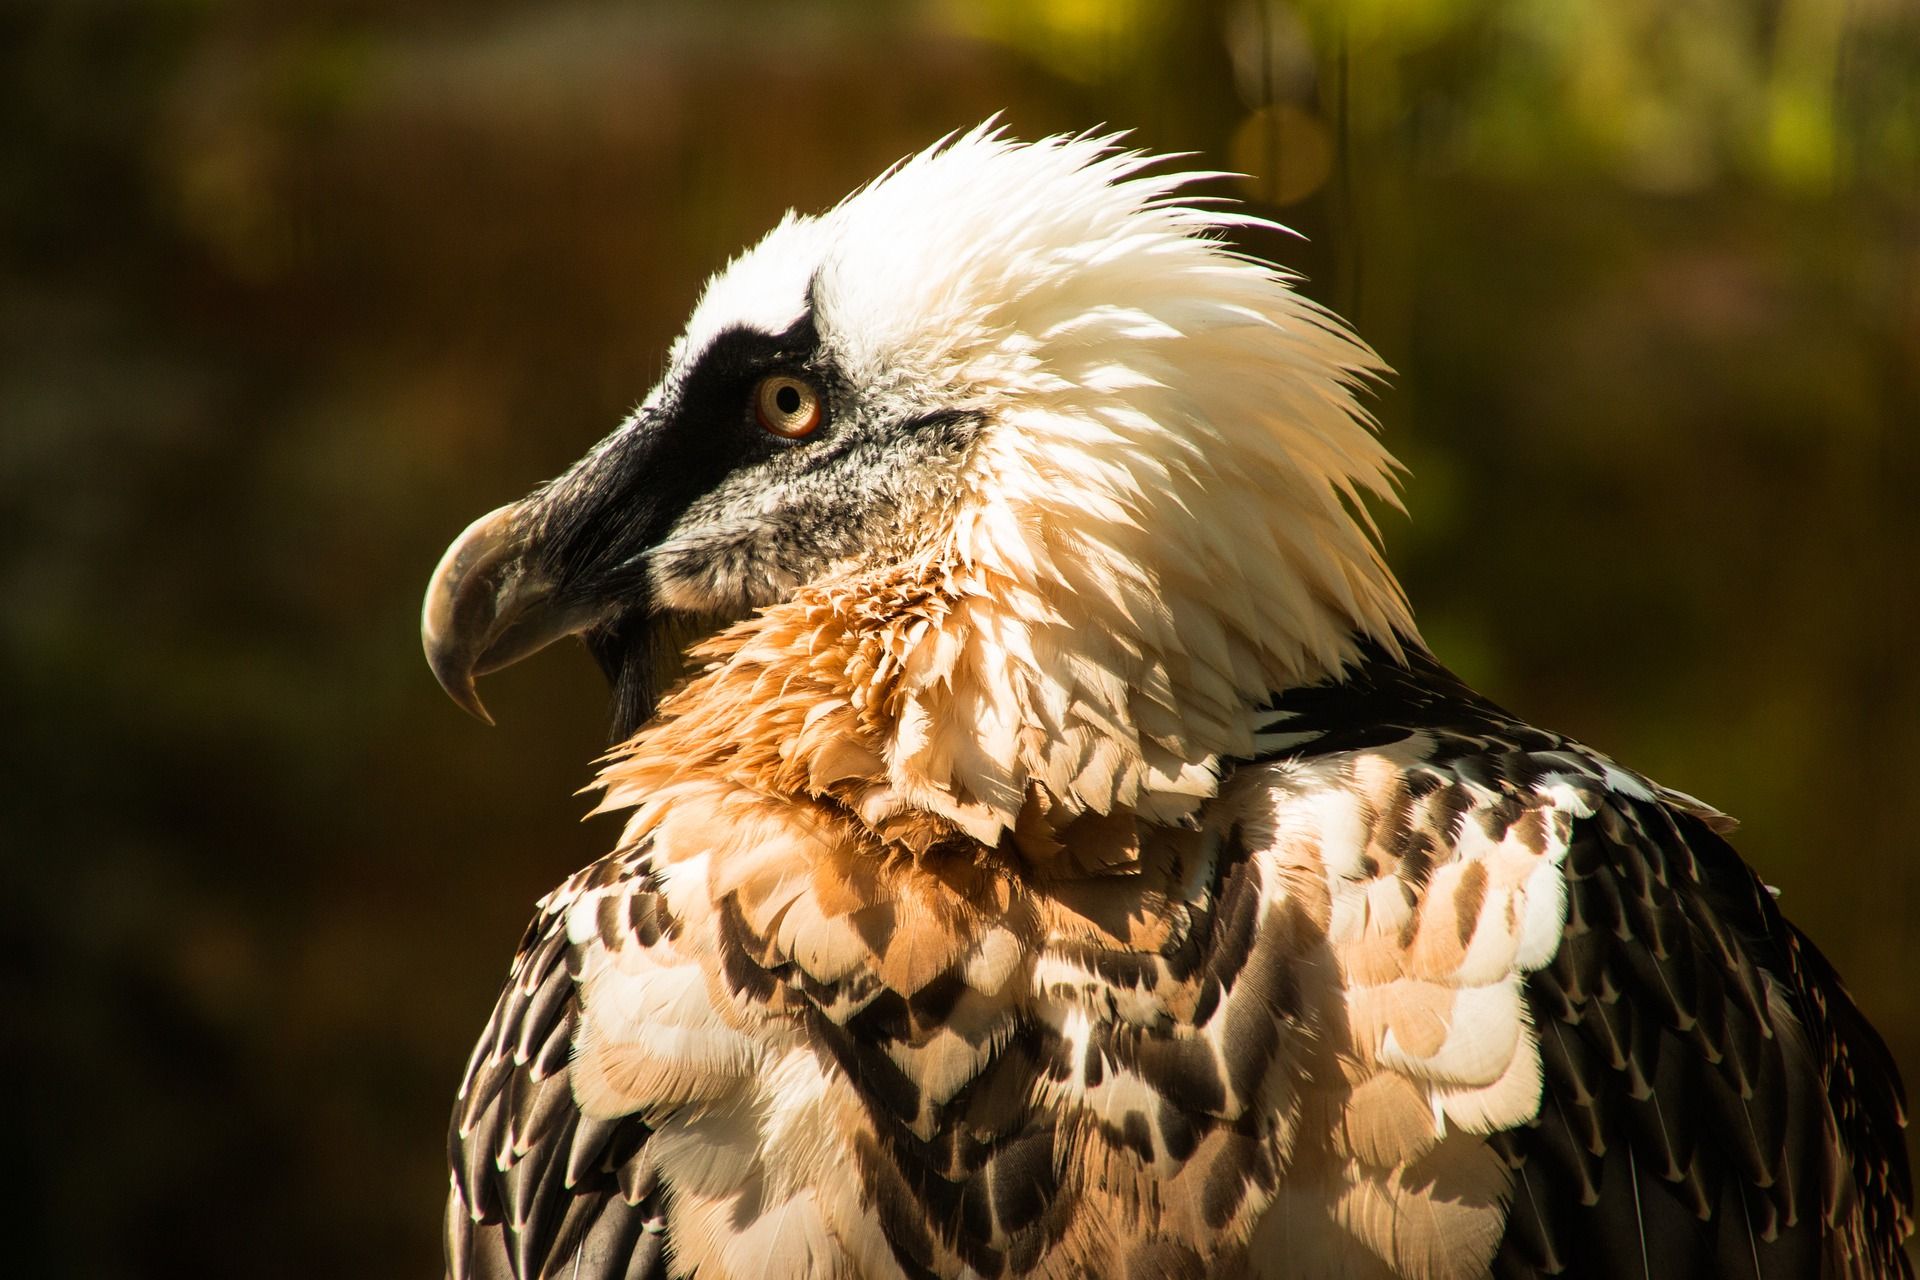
[421,502,610,724]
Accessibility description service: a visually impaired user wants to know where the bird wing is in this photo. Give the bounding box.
[1498,790,1913,1279]
[446,845,670,1280]
[1249,646,1914,1279]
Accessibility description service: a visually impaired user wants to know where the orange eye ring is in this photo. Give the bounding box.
[755,375,823,439]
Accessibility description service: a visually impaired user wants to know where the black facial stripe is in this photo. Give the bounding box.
[533,403,733,601]
[677,314,821,397]
[533,314,827,596]
[680,316,835,465]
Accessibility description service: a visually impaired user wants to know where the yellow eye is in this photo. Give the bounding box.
[755,375,823,439]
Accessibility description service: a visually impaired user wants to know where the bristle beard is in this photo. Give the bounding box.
[590,610,731,744]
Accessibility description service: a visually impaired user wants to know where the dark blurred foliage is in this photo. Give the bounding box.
[3,0,1916,1274]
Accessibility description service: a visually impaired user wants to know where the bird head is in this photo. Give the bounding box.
[424,124,1414,841]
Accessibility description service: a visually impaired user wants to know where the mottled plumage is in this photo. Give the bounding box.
[425,127,1911,1278]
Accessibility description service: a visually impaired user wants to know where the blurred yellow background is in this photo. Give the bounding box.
[4,1,1915,1274]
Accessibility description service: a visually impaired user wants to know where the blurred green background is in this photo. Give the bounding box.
[4,0,1915,1275]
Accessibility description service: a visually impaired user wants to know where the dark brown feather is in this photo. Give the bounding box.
[445,853,666,1280]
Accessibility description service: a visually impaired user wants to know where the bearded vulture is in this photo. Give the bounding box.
[422,125,1912,1279]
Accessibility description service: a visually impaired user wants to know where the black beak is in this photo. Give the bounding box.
[420,502,613,725]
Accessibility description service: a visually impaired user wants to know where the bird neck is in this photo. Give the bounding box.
[594,538,1356,870]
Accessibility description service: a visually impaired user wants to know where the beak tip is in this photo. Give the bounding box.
[424,648,497,726]
[453,684,498,727]
[422,622,498,726]
[422,503,524,729]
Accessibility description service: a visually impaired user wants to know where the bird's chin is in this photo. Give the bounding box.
[586,607,736,743]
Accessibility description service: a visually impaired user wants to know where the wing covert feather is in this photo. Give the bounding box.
[446,849,669,1280]
[1255,645,1913,1279]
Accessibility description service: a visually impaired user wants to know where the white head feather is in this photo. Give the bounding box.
[655,124,1417,844]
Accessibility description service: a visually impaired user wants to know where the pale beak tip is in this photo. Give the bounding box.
[423,634,499,726]
[451,681,498,727]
